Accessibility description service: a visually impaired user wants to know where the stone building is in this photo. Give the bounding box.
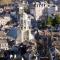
[48,3,58,16]
[0,31,9,50]
[16,2,32,44]
[30,1,48,20]
[16,12,31,44]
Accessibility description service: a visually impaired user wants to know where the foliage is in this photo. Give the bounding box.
[0,51,4,57]
[47,15,60,26]
[37,15,60,29]
[42,22,46,28]
[56,15,60,24]
[47,17,52,26]
[24,7,30,14]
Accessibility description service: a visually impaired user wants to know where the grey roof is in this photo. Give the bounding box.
[58,5,60,12]
[7,27,17,39]
[53,0,60,4]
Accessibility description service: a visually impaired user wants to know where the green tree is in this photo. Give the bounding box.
[42,22,46,28]
[56,15,60,24]
[51,17,57,26]
[52,15,60,26]
[47,15,60,27]
[47,16,52,26]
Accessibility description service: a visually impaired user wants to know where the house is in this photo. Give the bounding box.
[16,1,32,44]
[0,31,9,50]
[53,0,60,15]
[0,16,11,26]
[48,3,58,16]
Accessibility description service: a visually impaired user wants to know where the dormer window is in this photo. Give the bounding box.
[35,2,40,7]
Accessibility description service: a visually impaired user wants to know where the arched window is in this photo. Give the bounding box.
[37,4,38,7]
[41,4,43,7]
[44,4,45,6]
[39,4,40,7]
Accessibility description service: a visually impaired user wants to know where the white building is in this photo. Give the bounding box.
[30,1,48,20]
[0,16,11,26]
[0,31,9,50]
[16,3,32,44]
[21,12,31,41]
[16,12,32,44]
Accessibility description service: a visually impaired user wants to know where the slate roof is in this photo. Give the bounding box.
[7,27,17,39]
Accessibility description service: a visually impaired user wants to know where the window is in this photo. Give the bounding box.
[6,48,8,50]
[21,20,23,24]
[24,31,29,40]
[1,44,3,47]
[44,4,45,6]
[21,27,23,30]
[5,44,7,46]
[39,4,40,7]
[28,21,31,29]
[0,44,1,47]
[36,4,38,7]
[20,20,23,29]
[24,20,26,28]
[41,4,43,7]
[24,20,26,25]
[37,4,38,7]
[24,27,26,29]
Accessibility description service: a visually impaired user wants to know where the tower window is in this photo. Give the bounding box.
[37,4,38,7]
[44,4,45,6]
[39,4,40,7]
[41,4,43,7]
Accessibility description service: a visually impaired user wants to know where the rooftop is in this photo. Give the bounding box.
[0,0,12,5]
[0,31,6,37]
[7,27,17,39]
